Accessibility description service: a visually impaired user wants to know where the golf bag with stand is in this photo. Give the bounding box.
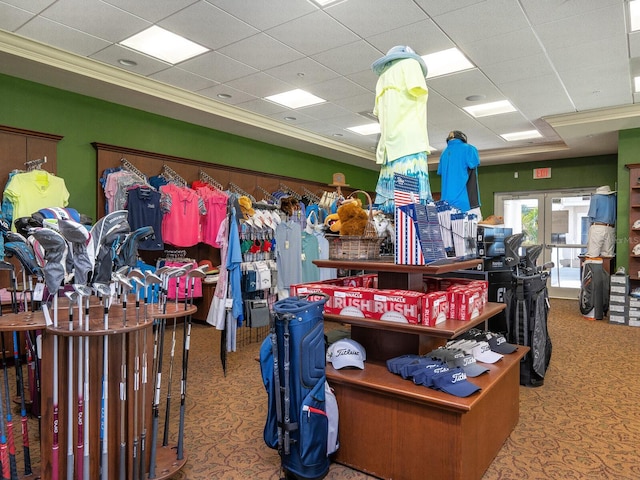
[260,294,336,480]
[503,234,553,387]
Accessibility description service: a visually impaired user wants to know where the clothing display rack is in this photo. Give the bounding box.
[161,164,187,187]
[228,182,256,202]
[25,156,47,171]
[198,170,224,192]
[279,181,301,200]
[120,157,147,182]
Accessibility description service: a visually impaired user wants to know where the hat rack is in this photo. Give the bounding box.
[25,156,47,171]
[120,157,146,181]
[228,182,256,202]
[199,169,224,192]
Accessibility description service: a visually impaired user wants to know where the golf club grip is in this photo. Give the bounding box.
[21,417,31,475]
[6,422,18,480]
[162,397,171,446]
[132,438,139,480]
[148,415,159,479]
[119,443,125,480]
[177,405,185,460]
[1,441,11,480]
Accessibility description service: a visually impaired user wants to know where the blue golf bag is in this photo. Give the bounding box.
[260,294,331,480]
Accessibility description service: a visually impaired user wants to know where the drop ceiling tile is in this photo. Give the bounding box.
[198,84,256,105]
[461,28,543,67]
[179,51,257,83]
[477,112,536,135]
[297,102,353,121]
[266,10,360,56]
[427,69,503,108]
[307,77,370,102]
[90,44,171,76]
[533,4,624,51]
[158,1,258,50]
[480,53,556,85]
[366,19,453,57]
[0,0,56,14]
[224,72,295,99]
[412,0,486,17]
[40,0,150,42]
[267,110,316,125]
[0,3,42,32]
[521,0,620,25]
[332,93,376,114]
[16,16,111,57]
[547,36,628,72]
[498,74,575,119]
[102,0,199,23]
[150,67,218,92]
[235,98,288,117]
[324,0,429,37]
[345,70,377,92]
[433,0,529,44]
[312,40,381,77]
[208,0,316,30]
[560,62,632,111]
[218,33,304,71]
[265,57,340,88]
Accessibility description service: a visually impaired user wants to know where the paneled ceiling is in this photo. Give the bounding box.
[1,0,639,171]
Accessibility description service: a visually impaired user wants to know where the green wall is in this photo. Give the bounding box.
[0,73,379,220]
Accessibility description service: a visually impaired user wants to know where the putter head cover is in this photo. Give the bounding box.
[503,233,525,268]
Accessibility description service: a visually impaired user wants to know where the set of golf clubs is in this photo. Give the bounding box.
[2,217,208,480]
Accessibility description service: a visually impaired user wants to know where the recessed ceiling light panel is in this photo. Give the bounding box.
[501,130,543,142]
[422,48,474,78]
[631,0,640,31]
[264,89,326,109]
[120,25,209,64]
[464,100,517,118]
[347,123,380,136]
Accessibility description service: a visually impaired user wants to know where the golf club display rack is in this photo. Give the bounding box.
[0,297,196,480]
[313,258,529,480]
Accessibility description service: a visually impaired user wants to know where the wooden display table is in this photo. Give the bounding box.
[313,258,524,480]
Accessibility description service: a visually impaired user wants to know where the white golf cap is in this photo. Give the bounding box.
[326,338,366,370]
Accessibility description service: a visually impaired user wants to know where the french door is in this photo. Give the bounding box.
[494,188,594,299]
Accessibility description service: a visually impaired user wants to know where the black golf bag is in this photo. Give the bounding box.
[260,294,333,480]
[504,272,552,387]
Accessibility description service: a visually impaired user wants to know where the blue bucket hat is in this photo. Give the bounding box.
[372,45,428,77]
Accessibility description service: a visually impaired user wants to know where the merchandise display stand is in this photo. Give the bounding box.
[4,299,195,480]
[313,258,528,480]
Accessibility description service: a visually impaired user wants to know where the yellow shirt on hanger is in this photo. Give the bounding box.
[4,170,70,230]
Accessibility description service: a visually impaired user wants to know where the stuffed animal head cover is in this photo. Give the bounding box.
[326,198,369,236]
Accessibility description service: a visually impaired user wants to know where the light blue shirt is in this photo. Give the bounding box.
[588,194,616,225]
[437,139,480,212]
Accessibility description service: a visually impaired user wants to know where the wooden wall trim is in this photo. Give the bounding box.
[0,124,64,142]
[92,142,337,190]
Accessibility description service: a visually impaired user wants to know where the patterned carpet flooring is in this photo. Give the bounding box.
[166,298,640,480]
[13,298,640,479]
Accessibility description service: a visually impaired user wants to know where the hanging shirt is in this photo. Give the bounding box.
[4,170,69,231]
[126,185,164,250]
[275,220,302,294]
[160,183,205,247]
[374,58,431,165]
[437,138,481,212]
[301,231,320,283]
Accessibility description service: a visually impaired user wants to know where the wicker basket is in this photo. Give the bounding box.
[327,190,383,260]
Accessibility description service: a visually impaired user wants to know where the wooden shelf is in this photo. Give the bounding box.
[325,302,505,339]
[314,258,523,480]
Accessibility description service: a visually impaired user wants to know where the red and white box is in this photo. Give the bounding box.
[447,285,484,321]
[368,289,424,324]
[290,274,377,296]
[422,291,449,326]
